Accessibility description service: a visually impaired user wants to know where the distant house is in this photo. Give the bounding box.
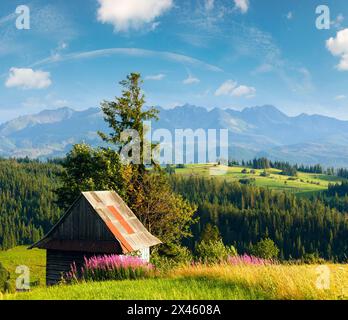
[29,191,161,286]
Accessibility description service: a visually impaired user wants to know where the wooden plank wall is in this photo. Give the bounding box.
[46,249,96,286]
[51,197,115,241]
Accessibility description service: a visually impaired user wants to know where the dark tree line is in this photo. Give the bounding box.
[0,159,62,250]
[297,164,324,174]
[337,168,348,179]
[326,181,348,197]
[238,158,332,176]
[243,158,298,176]
[171,176,348,262]
[316,181,348,214]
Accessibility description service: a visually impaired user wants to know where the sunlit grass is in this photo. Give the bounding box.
[173,264,348,300]
[4,263,348,300]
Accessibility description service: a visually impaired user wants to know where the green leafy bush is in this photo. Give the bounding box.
[0,262,12,294]
[302,253,326,265]
[195,240,237,264]
[251,238,279,259]
[260,170,270,177]
[199,224,221,243]
[239,178,256,185]
[151,244,193,272]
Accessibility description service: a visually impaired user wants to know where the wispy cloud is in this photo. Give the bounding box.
[205,0,215,11]
[331,14,344,29]
[335,95,346,101]
[177,2,313,96]
[0,3,76,61]
[30,4,77,40]
[215,80,255,98]
[145,73,166,80]
[286,12,293,20]
[183,75,200,85]
[0,12,16,27]
[252,63,274,74]
[30,48,223,72]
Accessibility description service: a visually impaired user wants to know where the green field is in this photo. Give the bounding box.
[0,246,46,288]
[1,247,347,300]
[174,164,345,196]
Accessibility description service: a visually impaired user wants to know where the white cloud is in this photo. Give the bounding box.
[183,75,200,85]
[234,0,249,14]
[335,95,346,100]
[5,68,52,89]
[97,0,173,32]
[205,0,215,11]
[286,12,293,20]
[326,28,348,71]
[231,85,256,97]
[215,80,237,96]
[145,73,166,81]
[215,80,255,98]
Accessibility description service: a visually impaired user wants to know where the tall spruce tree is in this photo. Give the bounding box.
[57,73,197,250]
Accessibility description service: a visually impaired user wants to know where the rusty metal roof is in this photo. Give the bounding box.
[82,191,161,253]
[30,191,161,254]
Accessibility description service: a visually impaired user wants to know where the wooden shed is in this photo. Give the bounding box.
[29,191,161,286]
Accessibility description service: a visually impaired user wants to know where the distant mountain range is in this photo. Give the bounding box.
[1,104,348,167]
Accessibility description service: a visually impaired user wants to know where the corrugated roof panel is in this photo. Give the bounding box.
[90,192,103,203]
[112,192,134,217]
[130,219,149,233]
[107,205,135,235]
[82,191,161,253]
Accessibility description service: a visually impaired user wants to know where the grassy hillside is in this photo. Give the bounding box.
[4,263,348,300]
[0,246,45,287]
[175,164,345,196]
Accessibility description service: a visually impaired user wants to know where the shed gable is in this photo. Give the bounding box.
[30,191,161,254]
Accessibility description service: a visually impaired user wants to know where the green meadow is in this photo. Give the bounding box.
[175,164,345,196]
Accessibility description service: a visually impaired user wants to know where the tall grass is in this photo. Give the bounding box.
[173,264,348,300]
[228,254,276,266]
[5,264,348,300]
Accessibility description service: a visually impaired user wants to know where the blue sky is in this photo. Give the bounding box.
[0,0,348,122]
